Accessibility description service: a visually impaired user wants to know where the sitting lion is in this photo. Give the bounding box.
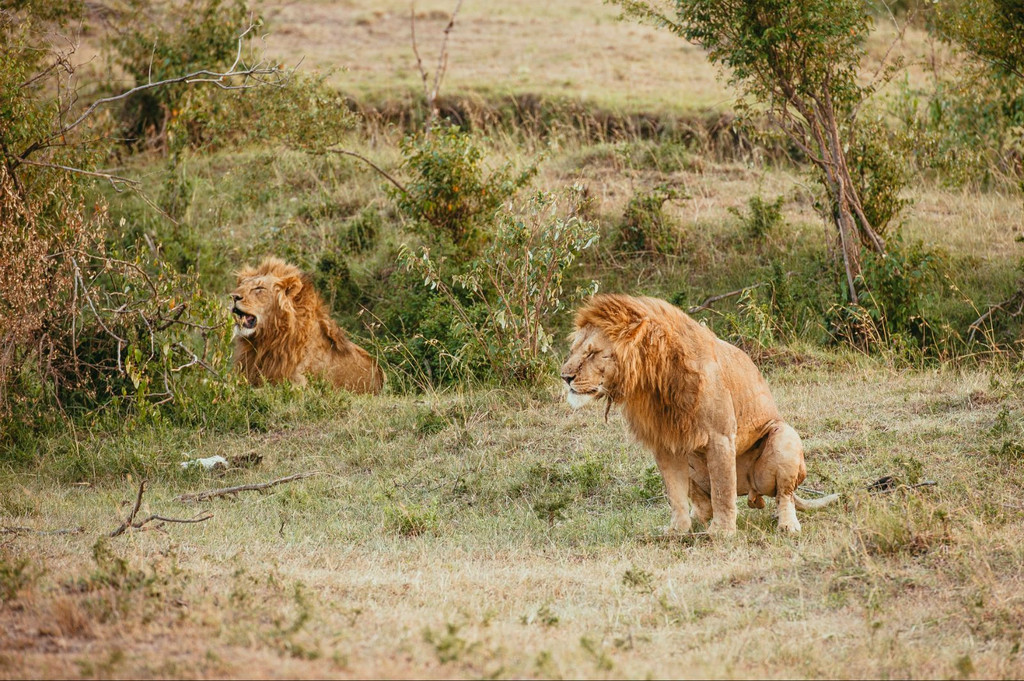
[560,294,837,534]
[230,257,383,394]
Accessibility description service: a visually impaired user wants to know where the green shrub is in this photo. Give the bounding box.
[616,183,683,254]
[108,0,250,150]
[397,186,599,386]
[388,126,536,248]
[825,235,942,353]
[728,194,785,240]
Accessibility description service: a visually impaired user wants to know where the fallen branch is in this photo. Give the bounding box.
[968,287,1024,342]
[175,472,315,503]
[866,475,938,494]
[110,480,214,536]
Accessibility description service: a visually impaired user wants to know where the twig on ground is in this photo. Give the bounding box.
[866,475,938,494]
[968,287,1024,341]
[175,472,316,503]
[110,480,214,536]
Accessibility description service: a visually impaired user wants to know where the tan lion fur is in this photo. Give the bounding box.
[230,258,383,394]
[561,293,837,534]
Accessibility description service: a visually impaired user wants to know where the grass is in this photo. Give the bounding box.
[3,365,1024,678]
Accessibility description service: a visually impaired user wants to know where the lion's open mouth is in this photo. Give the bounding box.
[232,307,257,330]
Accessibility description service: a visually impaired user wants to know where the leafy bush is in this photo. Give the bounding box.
[617,183,683,254]
[728,194,785,240]
[825,236,942,353]
[389,126,536,248]
[848,118,912,234]
[396,186,599,386]
[108,0,250,150]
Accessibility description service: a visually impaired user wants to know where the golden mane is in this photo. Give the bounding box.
[574,294,709,453]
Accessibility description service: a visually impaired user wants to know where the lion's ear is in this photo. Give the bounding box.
[276,275,303,298]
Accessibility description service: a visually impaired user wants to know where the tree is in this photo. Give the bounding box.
[615,0,895,303]
[934,0,1024,79]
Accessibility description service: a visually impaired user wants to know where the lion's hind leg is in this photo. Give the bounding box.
[752,422,807,534]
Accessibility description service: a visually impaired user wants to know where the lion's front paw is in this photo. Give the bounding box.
[777,517,801,534]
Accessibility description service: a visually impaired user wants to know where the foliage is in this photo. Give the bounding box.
[893,70,1024,185]
[825,236,942,352]
[389,126,536,248]
[107,0,251,150]
[933,0,1024,80]
[0,1,283,447]
[169,71,359,155]
[728,193,785,240]
[397,186,599,386]
[848,117,912,233]
[617,183,683,253]
[915,1,1024,183]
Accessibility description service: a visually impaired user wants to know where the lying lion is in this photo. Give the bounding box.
[560,293,837,534]
[230,257,383,394]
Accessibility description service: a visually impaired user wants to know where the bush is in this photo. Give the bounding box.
[389,126,536,249]
[617,183,683,254]
[728,194,785,240]
[825,235,943,353]
[396,186,599,386]
[108,0,250,150]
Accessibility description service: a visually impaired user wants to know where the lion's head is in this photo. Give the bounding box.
[229,258,305,340]
[560,325,619,409]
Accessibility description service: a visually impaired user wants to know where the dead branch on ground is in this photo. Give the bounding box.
[110,480,214,536]
[866,476,938,494]
[968,286,1024,342]
[175,472,316,503]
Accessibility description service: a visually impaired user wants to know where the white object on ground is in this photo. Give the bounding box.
[180,455,228,471]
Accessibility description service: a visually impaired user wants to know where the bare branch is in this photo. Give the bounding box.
[110,479,148,537]
[175,473,316,503]
[1,526,84,536]
[19,22,290,162]
[968,287,1024,341]
[409,0,464,131]
[110,479,214,536]
[324,148,408,194]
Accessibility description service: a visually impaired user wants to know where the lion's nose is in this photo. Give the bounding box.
[230,293,242,302]
[561,373,574,386]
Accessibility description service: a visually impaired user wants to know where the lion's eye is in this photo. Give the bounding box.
[253,286,265,292]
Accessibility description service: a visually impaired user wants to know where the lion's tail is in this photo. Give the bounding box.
[793,493,840,511]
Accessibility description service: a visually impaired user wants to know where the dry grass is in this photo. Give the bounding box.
[3,365,1024,679]
[253,0,731,113]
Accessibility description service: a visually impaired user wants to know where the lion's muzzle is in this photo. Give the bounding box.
[232,306,258,331]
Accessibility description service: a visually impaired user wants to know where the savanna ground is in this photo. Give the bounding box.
[3,0,1024,678]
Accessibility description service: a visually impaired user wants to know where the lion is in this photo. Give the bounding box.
[230,257,383,394]
[560,293,837,534]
